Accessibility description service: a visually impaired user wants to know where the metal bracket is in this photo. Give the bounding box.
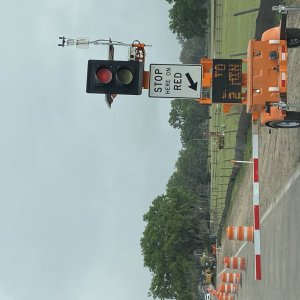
[271,102,300,111]
[272,4,300,14]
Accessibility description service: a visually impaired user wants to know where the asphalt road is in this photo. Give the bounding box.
[230,168,300,299]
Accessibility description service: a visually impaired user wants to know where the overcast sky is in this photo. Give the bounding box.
[0,1,182,300]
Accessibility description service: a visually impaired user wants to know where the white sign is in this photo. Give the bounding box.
[149,64,202,98]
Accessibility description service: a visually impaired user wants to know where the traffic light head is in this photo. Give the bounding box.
[86,60,144,95]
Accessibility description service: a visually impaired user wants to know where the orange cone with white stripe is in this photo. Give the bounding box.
[217,293,235,300]
[219,283,238,294]
[221,272,241,284]
[224,256,246,270]
[226,225,253,241]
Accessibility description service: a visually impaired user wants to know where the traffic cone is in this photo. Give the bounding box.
[226,225,253,242]
[221,272,241,284]
[219,283,238,294]
[217,293,235,300]
[224,256,246,270]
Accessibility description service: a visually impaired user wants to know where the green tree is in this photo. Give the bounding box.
[141,188,209,300]
[179,36,207,64]
[168,0,208,40]
[169,99,190,129]
[169,99,209,147]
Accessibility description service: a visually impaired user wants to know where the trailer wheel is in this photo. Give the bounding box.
[265,111,300,128]
[286,28,300,48]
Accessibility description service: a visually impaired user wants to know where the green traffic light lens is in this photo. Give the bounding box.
[117,68,133,85]
[95,68,113,84]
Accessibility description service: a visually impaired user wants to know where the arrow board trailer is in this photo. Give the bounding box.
[149,64,202,98]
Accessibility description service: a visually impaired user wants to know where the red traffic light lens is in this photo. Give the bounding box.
[95,68,113,84]
[117,68,133,85]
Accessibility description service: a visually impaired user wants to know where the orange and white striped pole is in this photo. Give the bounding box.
[224,256,246,270]
[226,225,254,242]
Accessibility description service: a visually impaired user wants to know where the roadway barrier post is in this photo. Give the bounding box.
[252,121,262,280]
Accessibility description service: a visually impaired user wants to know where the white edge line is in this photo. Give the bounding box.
[261,166,300,223]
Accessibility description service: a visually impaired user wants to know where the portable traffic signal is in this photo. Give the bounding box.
[86,60,144,95]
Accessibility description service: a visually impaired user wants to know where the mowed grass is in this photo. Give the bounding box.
[220,0,260,56]
[209,0,260,233]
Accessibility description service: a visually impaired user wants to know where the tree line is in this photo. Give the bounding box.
[141,101,211,300]
[141,1,210,299]
[166,0,208,40]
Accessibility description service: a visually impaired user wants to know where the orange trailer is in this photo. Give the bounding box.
[198,6,300,128]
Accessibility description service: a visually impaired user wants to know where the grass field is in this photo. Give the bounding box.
[218,0,261,56]
[209,0,260,235]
